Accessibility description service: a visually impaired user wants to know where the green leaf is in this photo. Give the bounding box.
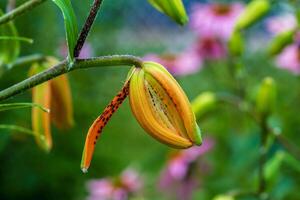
[0,36,33,44]
[283,152,300,172]
[0,124,45,141]
[52,0,78,61]
[0,103,50,112]
[264,151,285,181]
[0,9,20,67]
[0,124,36,136]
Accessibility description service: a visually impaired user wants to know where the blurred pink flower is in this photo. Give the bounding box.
[190,3,244,40]
[86,168,143,200]
[267,14,297,35]
[144,49,202,76]
[276,44,300,74]
[159,138,215,200]
[194,37,227,60]
[59,41,93,59]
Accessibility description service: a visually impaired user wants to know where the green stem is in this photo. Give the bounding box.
[258,116,269,199]
[272,131,300,161]
[2,54,45,70]
[0,0,47,25]
[0,55,143,102]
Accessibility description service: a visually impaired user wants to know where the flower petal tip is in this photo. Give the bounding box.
[81,167,88,174]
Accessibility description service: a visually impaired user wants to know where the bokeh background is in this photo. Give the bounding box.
[1,0,300,199]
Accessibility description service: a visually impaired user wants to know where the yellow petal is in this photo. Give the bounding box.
[30,64,52,152]
[81,82,130,172]
[144,62,202,145]
[47,57,74,129]
[129,65,192,148]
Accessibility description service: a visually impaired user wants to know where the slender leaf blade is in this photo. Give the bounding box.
[0,102,50,112]
[0,9,20,66]
[52,0,78,61]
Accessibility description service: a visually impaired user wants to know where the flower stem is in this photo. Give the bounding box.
[258,116,269,199]
[0,55,142,102]
[0,0,47,25]
[74,0,104,58]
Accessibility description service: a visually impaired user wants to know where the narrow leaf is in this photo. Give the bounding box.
[0,124,36,136]
[52,0,78,61]
[0,102,50,112]
[0,9,20,66]
[0,36,33,44]
[0,124,45,141]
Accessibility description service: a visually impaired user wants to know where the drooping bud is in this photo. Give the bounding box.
[46,57,74,129]
[235,0,270,31]
[191,92,217,119]
[80,62,202,172]
[267,30,295,56]
[129,61,202,148]
[256,77,276,117]
[148,0,189,25]
[30,64,52,152]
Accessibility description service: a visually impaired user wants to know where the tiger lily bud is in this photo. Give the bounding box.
[256,77,276,117]
[30,64,52,152]
[267,30,295,56]
[129,61,202,148]
[235,0,270,31]
[81,61,201,172]
[46,57,74,129]
[148,0,189,25]
[191,92,217,119]
[29,57,74,152]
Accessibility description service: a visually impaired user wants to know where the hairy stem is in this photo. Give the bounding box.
[0,0,47,25]
[74,0,104,57]
[0,55,142,102]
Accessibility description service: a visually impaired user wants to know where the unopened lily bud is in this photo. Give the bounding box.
[46,57,74,129]
[256,77,276,117]
[148,0,188,25]
[228,30,244,56]
[30,64,52,152]
[129,61,202,148]
[192,92,217,119]
[235,0,270,30]
[81,61,202,172]
[268,30,295,56]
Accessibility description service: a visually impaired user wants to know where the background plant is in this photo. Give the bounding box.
[0,0,300,200]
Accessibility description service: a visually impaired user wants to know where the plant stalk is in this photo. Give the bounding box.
[0,55,142,102]
[74,0,104,57]
[0,0,47,25]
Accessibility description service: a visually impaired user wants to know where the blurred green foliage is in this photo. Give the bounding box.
[0,0,300,200]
